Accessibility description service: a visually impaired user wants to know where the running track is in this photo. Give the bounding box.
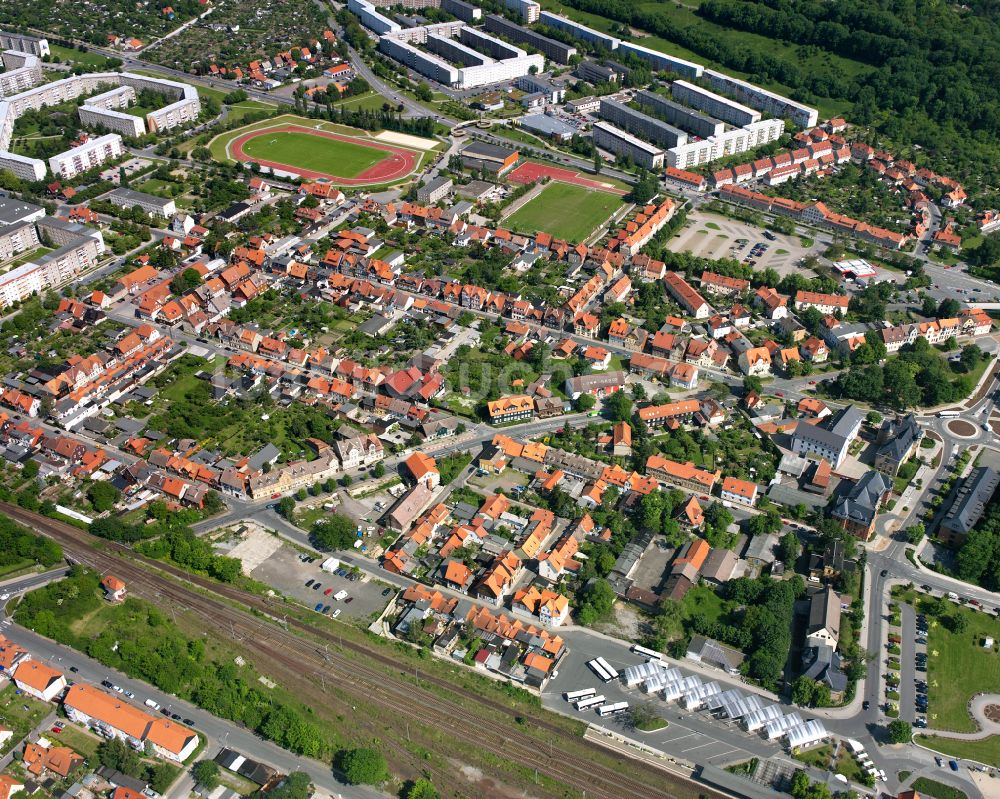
[229,124,418,184]
[507,161,627,195]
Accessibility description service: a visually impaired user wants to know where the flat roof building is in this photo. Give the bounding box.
[593,120,664,168]
[416,176,453,204]
[635,89,724,139]
[940,467,1000,545]
[599,97,687,149]
[460,140,519,174]
[703,68,818,128]
[49,133,122,180]
[538,11,620,51]
[107,188,177,219]
[616,41,702,79]
[484,15,577,64]
[0,31,49,58]
[671,79,761,127]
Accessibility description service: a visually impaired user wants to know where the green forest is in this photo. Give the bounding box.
[549,0,1000,201]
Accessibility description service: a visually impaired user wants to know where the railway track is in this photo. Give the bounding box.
[3,503,709,799]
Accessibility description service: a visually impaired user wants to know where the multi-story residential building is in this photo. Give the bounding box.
[0,31,49,57]
[487,394,535,424]
[416,176,453,204]
[663,271,710,318]
[593,121,664,169]
[514,73,565,104]
[485,15,576,63]
[599,98,687,149]
[791,405,864,468]
[502,0,540,22]
[666,119,784,169]
[671,79,760,127]
[645,454,720,493]
[794,290,849,315]
[107,188,177,219]
[615,42,702,79]
[635,89,724,139]
[0,51,41,97]
[939,467,1000,545]
[538,11,621,51]
[49,134,123,180]
[703,68,818,128]
[563,370,625,400]
[721,476,758,507]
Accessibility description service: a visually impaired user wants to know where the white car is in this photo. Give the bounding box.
[0,593,9,601]
[332,608,342,619]
[333,590,348,601]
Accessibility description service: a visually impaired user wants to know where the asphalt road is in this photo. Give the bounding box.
[0,571,382,799]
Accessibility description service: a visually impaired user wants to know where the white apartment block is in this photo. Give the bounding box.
[703,69,818,128]
[0,31,49,58]
[348,0,402,34]
[49,133,123,179]
[670,79,760,127]
[0,51,42,96]
[79,86,146,137]
[0,71,199,180]
[378,21,544,89]
[667,118,784,168]
[0,226,104,308]
[538,11,620,51]
[107,187,177,218]
[503,0,540,23]
[593,120,664,169]
[0,219,38,260]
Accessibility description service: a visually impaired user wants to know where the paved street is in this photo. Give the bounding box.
[0,571,383,799]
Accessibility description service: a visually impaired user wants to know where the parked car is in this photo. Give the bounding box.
[322,605,331,613]
[381,588,392,597]
[69,666,79,673]
[324,588,333,596]
[332,609,342,619]
[312,583,322,590]
[305,579,315,588]
[949,760,959,771]
[862,700,870,710]
[183,718,195,726]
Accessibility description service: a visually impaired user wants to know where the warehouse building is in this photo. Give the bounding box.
[484,15,577,64]
[670,79,761,127]
[593,120,664,169]
[599,97,687,149]
[634,89,724,139]
[704,69,818,128]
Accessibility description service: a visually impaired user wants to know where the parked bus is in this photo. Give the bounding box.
[587,659,613,682]
[594,656,619,680]
[938,410,960,418]
[575,695,606,711]
[564,688,597,703]
[631,644,663,661]
[597,702,629,717]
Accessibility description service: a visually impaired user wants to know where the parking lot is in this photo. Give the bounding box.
[542,635,783,767]
[668,211,819,277]
[249,545,395,622]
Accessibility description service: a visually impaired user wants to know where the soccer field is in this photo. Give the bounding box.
[504,181,623,243]
[239,130,388,178]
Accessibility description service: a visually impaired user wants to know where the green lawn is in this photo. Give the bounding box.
[227,100,277,122]
[503,181,623,243]
[2,246,52,269]
[911,777,969,799]
[925,599,1000,732]
[48,43,115,67]
[239,130,388,177]
[329,93,391,113]
[0,683,51,755]
[539,0,856,119]
[915,735,1000,768]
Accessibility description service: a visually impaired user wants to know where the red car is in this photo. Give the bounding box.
[323,588,333,596]
[775,391,784,397]
[809,380,817,385]
[271,493,281,499]
[50,726,62,734]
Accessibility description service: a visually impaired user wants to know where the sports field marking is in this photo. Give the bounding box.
[507,161,627,195]
[229,124,419,184]
[503,180,625,243]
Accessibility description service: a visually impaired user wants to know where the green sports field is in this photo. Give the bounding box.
[238,131,386,178]
[504,181,623,243]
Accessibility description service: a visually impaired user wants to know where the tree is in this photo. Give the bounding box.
[605,390,633,422]
[575,578,615,625]
[192,760,220,790]
[886,719,912,743]
[373,461,386,478]
[87,482,121,512]
[261,772,312,799]
[340,748,388,785]
[866,410,883,426]
[170,267,202,295]
[22,460,39,479]
[777,530,800,565]
[402,779,440,799]
[97,737,141,777]
[575,393,596,412]
[312,513,357,550]
[593,151,602,174]
[903,523,925,544]
[937,298,960,318]
[277,496,295,519]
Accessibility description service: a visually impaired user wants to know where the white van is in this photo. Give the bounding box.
[144,699,161,711]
